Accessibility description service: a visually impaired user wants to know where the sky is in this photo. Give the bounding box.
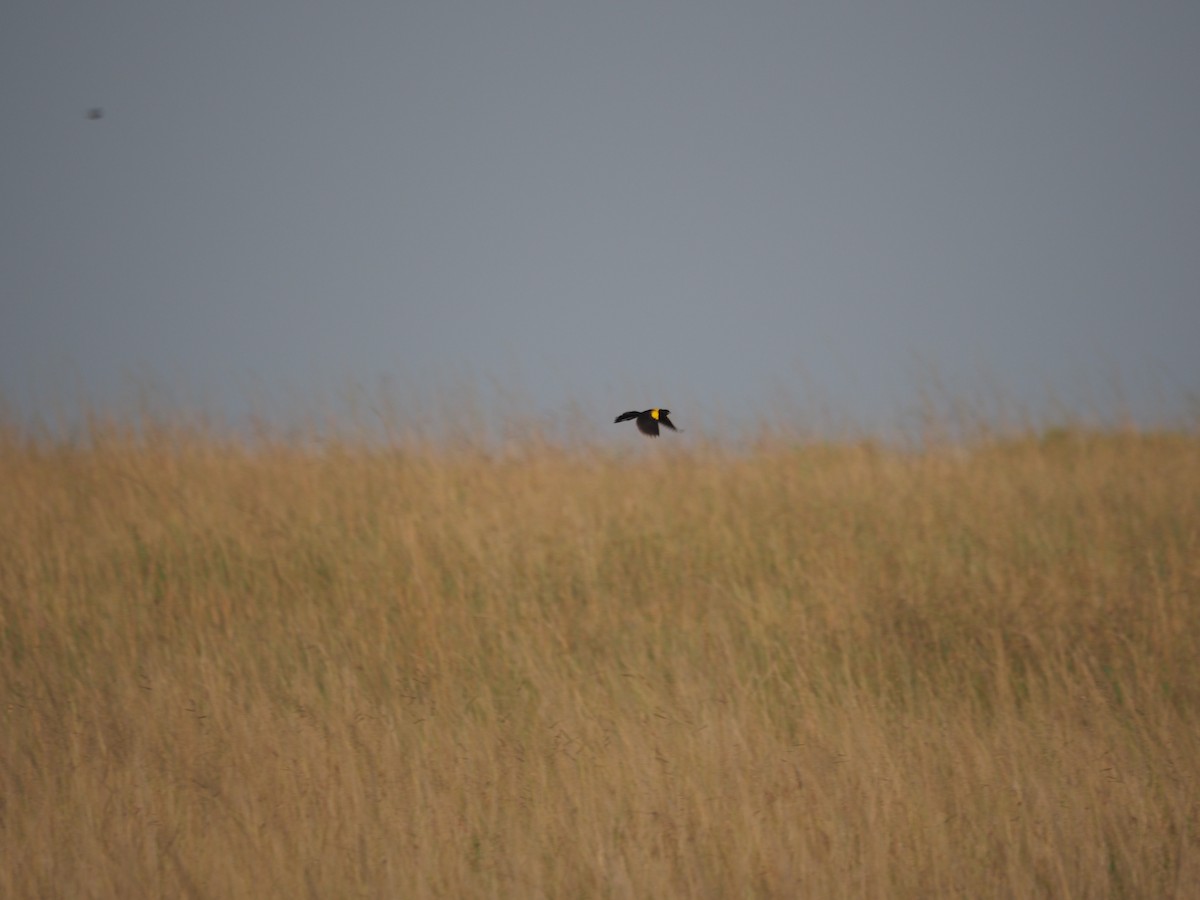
[3,1,1199,440]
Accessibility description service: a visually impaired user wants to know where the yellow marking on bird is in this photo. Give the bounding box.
[650,409,660,420]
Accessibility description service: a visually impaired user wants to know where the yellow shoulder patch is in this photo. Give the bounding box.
[650,409,660,420]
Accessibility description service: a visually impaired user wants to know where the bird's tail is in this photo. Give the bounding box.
[614,411,642,423]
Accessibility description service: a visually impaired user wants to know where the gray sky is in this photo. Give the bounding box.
[3,1,1198,439]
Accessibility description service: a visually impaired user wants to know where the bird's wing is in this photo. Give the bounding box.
[636,416,660,436]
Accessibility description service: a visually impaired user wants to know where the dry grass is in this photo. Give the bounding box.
[2,412,1199,897]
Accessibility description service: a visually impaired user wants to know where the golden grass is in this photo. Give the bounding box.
[2,414,1199,897]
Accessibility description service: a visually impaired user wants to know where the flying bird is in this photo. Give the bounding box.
[86,108,104,120]
[614,408,678,437]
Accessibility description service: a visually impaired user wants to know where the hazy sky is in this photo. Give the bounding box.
[3,2,1198,437]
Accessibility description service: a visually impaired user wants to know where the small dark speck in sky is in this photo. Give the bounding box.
[86,108,104,120]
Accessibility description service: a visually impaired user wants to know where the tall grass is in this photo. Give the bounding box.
[2,409,1199,897]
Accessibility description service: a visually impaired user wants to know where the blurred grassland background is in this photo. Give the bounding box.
[2,389,1199,898]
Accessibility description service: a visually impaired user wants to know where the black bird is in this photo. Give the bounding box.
[614,408,678,437]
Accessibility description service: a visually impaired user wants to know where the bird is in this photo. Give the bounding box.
[86,108,104,120]
[614,408,678,437]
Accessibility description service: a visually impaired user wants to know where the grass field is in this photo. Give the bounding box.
[2,409,1199,897]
